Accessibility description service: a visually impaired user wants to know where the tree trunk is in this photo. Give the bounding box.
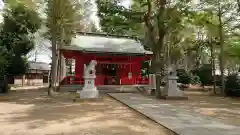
[217,1,226,96]
[57,27,64,86]
[154,46,164,98]
[48,70,52,96]
[144,0,166,98]
[150,54,156,95]
[57,51,61,84]
[210,39,216,94]
[22,75,25,86]
[155,0,166,98]
[49,36,57,96]
[237,0,240,12]
[55,51,60,87]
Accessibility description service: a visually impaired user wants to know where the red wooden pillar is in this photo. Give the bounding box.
[135,62,141,77]
[75,54,83,78]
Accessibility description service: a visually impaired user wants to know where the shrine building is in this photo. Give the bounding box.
[59,32,152,86]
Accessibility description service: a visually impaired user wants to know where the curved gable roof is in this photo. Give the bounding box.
[60,32,152,55]
[28,62,50,71]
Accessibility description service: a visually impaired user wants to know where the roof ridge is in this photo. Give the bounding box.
[76,32,140,41]
[28,61,49,64]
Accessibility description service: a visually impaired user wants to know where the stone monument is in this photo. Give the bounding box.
[149,74,156,95]
[78,60,99,99]
[162,68,188,100]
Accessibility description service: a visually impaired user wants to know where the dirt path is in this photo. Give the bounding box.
[0,90,174,135]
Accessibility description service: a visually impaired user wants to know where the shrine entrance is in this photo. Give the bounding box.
[102,64,117,77]
[97,64,119,85]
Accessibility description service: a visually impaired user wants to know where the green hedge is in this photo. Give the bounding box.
[225,74,240,97]
[191,64,213,86]
[176,69,191,85]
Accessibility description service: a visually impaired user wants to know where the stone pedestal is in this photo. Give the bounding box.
[78,60,99,99]
[149,74,156,95]
[79,77,99,99]
[162,75,188,100]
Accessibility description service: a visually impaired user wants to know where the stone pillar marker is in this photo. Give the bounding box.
[78,60,99,99]
[149,74,156,95]
[162,70,188,100]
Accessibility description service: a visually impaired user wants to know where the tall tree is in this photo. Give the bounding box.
[45,0,81,95]
[199,0,239,95]
[191,10,220,93]
[96,0,144,37]
[0,3,41,92]
[97,0,193,97]
[143,0,196,97]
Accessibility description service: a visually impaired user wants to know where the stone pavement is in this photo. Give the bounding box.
[108,93,240,135]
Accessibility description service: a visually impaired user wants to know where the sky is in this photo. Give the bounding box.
[0,0,3,22]
[120,0,132,7]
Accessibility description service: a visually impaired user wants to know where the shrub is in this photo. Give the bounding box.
[176,69,191,85]
[190,75,201,85]
[192,64,213,87]
[0,76,8,93]
[225,74,240,97]
[215,75,222,87]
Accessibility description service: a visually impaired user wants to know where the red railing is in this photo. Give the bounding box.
[60,76,84,85]
[60,75,149,85]
[120,76,149,85]
[135,77,149,85]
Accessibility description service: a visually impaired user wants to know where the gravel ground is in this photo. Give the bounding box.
[0,90,174,135]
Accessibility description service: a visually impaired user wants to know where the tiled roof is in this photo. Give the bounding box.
[28,61,50,71]
[60,33,153,55]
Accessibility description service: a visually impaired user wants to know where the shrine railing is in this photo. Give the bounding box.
[60,75,149,85]
[120,76,149,85]
[135,77,149,85]
[60,76,84,85]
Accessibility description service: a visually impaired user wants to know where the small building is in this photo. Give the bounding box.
[59,32,152,86]
[13,62,50,86]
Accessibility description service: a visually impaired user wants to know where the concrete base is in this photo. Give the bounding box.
[79,90,99,99]
[160,96,188,100]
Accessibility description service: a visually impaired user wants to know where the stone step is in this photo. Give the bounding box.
[59,85,140,93]
[59,85,83,92]
[97,85,139,92]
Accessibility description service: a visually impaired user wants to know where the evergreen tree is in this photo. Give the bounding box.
[0,3,41,93]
